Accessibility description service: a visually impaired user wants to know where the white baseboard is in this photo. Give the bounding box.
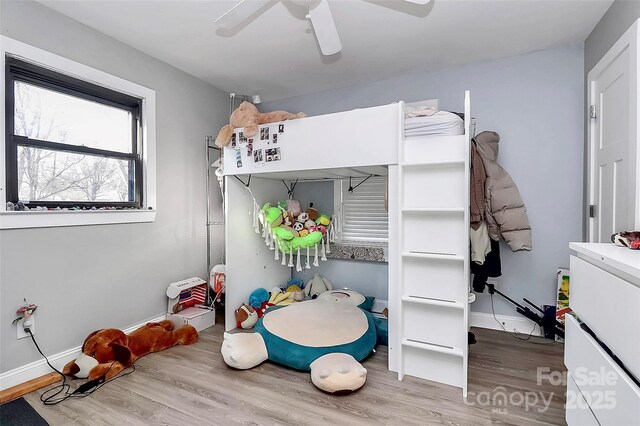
[470,311,542,336]
[0,314,166,391]
[359,301,540,336]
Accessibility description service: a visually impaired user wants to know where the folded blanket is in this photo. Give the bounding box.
[405,111,464,136]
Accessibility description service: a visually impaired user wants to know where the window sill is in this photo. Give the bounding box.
[327,243,388,263]
[0,209,157,230]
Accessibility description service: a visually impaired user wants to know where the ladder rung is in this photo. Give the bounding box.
[401,339,464,357]
[401,251,464,261]
[401,159,465,167]
[401,295,465,309]
[402,207,464,213]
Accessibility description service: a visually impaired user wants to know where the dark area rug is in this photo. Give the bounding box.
[0,397,48,425]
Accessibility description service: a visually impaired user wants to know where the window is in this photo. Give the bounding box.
[336,176,388,244]
[1,37,156,229]
[5,57,142,208]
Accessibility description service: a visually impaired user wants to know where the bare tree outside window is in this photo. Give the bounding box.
[14,82,132,203]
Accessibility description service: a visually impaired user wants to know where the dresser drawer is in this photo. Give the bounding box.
[570,255,640,379]
[565,315,640,425]
[566,372,598,426]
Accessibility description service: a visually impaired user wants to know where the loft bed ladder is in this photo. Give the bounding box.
[396,91,471,397]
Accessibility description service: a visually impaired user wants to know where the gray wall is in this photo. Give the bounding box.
[264,45,585,317]
[0,1,228,372]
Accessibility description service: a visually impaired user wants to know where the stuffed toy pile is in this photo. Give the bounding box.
[63,320,198,380]
[215,101,305,148]
[234,275,333,329]
[256,200,337,272]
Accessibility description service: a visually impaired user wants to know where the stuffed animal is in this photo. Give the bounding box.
[293,222,304,232]
[297,212,309,223]
[306,204,320,221]
[286,284,305,302]
[63,321,198,380]
[274,225,299,240]
[611,231,640,249]
[279,200,302,218]
[262,203,284,228]
[235,304,258,329]
[304,220,316,230]
[222,300,375,393]
[215,102,305,148]
[304,274,333,299]
[269,291,294,306]
[316,214,331,227]
[256,301,273,318]
[249,288,270,309]
[286,284,302,294]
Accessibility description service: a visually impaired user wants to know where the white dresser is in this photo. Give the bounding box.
[566,243,640,426]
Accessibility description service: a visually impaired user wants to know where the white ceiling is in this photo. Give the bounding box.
[38,0,612,102]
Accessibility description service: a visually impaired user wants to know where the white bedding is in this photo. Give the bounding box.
[404,111,464,137]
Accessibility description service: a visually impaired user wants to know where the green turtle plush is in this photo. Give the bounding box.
[221,299,378,392]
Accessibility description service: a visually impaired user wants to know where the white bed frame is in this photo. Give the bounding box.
[222,92,471,396]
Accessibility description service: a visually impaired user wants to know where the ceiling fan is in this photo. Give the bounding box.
[215,0,431,56]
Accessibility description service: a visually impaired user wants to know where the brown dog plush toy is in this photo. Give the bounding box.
[215,102,305,148]
[63,320,198,380]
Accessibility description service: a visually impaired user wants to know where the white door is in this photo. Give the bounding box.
[588,19,640,242]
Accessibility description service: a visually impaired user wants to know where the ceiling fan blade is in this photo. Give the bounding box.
[403,0,432,4]
[307,0,341,56]
[215,0,271,30]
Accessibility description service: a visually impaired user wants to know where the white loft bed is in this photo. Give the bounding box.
[222,92,471,396]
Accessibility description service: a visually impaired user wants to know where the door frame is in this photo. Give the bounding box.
[587,19,640,242]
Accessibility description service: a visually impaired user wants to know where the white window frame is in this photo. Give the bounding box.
[0,36,156,229]
[334,176,388,246]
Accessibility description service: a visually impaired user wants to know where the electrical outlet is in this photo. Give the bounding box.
[16,315,35,340]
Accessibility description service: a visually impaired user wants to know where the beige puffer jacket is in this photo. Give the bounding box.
[474,131,532,252]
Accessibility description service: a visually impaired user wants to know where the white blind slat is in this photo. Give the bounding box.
[340,177,388,243]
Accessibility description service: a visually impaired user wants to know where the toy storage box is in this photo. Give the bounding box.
[166,277,215,332]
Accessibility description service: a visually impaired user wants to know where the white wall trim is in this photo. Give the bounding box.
[470,311,542,337]
[0,209,157,230]
[0,314,166,391]
[0,36,157,225]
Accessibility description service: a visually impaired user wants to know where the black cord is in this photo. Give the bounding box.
[234,174,251,187]
[282,179,298,197]
[26,328,135,405]
[489,293,559,345]
[347,174,374,193]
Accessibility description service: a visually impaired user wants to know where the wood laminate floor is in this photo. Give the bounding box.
[25,321,566,425]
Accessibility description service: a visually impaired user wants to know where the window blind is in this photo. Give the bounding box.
[340,177,388,243]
